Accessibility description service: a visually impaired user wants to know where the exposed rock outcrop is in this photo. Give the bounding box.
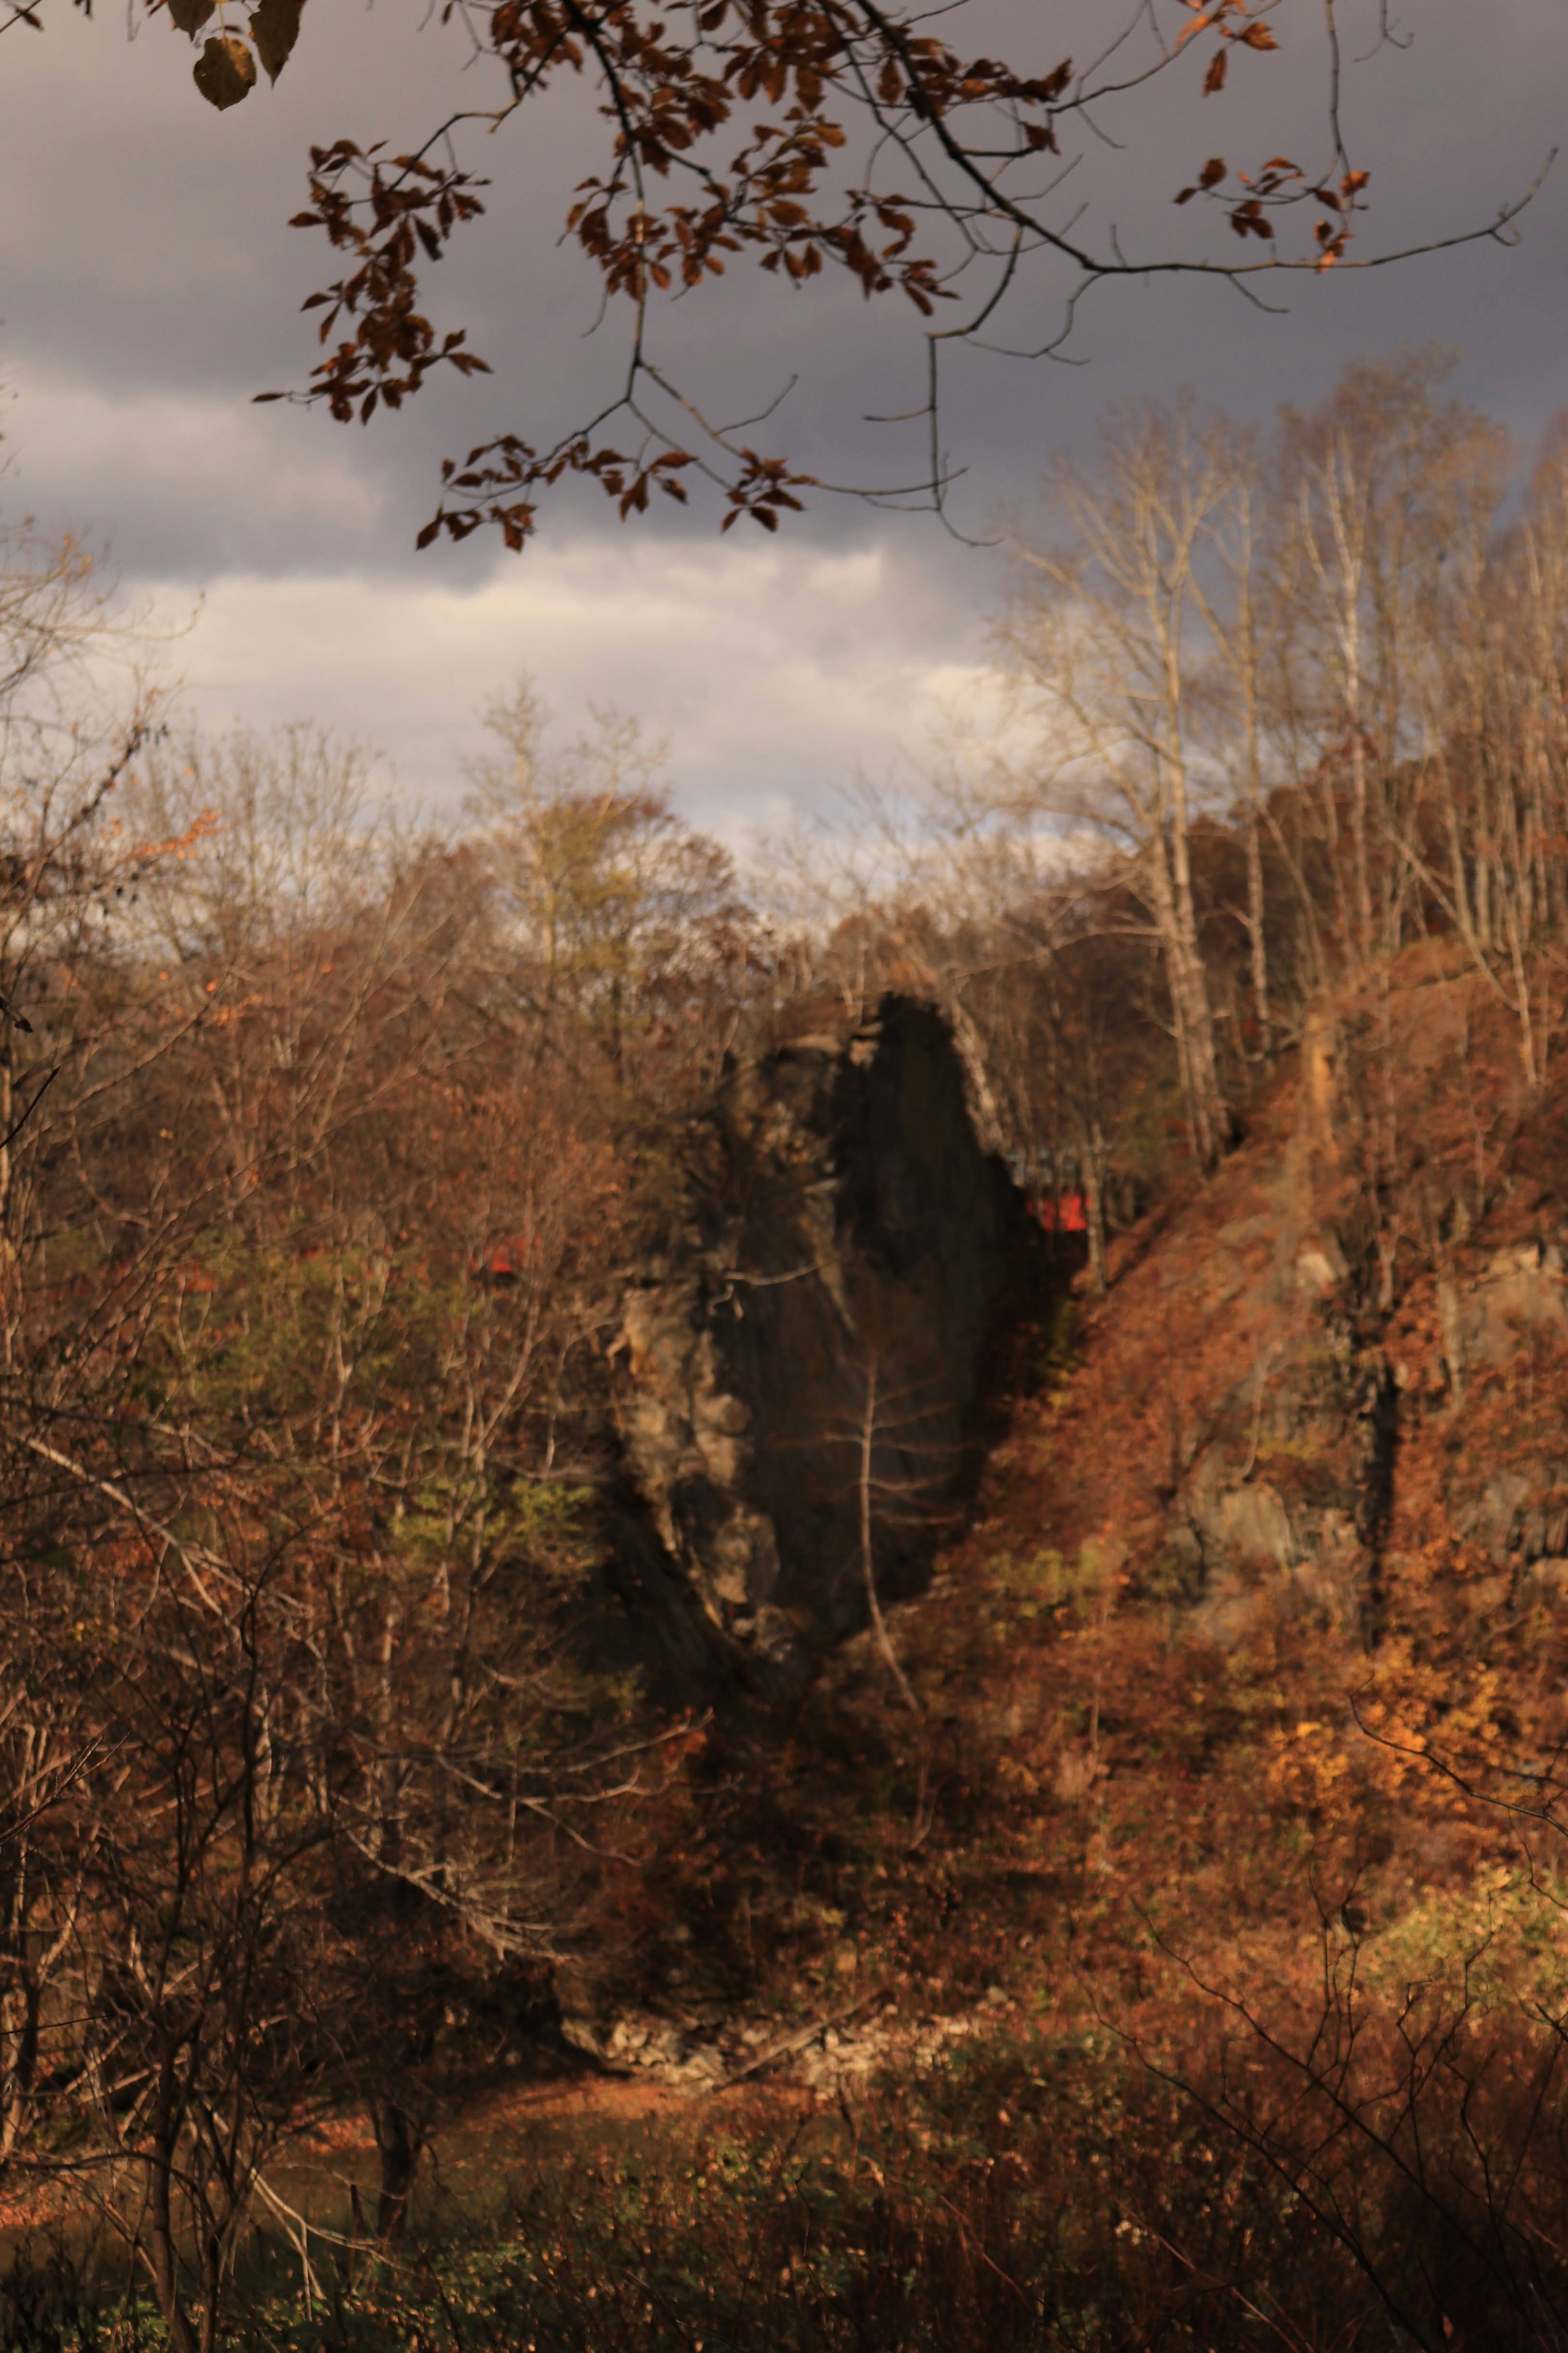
[1062,984,1568,1655]
[1439,1240,1567,1395]
[1140,1045,1398,1647]
[608,996,1040,1697]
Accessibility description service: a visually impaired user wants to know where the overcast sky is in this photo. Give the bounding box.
[1,0,1564,845]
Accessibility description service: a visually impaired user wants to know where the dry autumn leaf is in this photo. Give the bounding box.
[195,31,258,106]
[249,0,305,85]
[194,31,257,107]
[165,0,215,35]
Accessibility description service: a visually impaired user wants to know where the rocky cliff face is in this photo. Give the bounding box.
[1147,1027,1399,1647]
[994,976,1568,1669]
[607,996,1038,1698]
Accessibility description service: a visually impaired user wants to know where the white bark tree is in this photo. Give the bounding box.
[1001,404,1234,1171]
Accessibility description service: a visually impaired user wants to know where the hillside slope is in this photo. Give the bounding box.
[611,955,1568,2055]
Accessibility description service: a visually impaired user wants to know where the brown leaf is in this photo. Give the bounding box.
[249,0,304,83]
[166,0,214,34]
[193,31,257,106]
[1237,23,1278,47]
[1202,47,1227,94]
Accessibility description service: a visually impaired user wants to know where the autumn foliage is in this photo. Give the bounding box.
[10,355,1568,2344]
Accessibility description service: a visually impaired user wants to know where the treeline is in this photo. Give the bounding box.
[0,610,777,2342]
[1,346,1566,2343]
[801,347,1568,1291]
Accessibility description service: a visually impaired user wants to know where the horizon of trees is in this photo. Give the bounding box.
[797,346,1568,1294]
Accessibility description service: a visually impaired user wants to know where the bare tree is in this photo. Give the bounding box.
[811,1340,966,1715]
[1001,404,1235,1170]
[466,682,764,1098]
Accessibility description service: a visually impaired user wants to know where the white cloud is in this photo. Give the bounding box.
[140,535,1007,845]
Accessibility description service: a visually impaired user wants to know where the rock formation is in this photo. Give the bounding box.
[1082,989,1568,1654]
[606,995,1040,1698]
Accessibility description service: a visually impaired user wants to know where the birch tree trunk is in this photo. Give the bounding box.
[1001,401,1232,1170]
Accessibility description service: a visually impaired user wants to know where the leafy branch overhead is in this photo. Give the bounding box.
[145,0,1551,545]
[164,0,302,99]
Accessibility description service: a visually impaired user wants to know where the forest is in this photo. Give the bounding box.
[7,346,1568,2349]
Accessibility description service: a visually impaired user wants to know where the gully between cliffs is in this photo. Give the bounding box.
[602,996,1047,1703]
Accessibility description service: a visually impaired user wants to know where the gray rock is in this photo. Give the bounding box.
[608,997,1039,1697]
[1459,1464,1568,1566]
[1457,1249,1566,1369]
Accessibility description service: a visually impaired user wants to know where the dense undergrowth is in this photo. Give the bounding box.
[13,2008,1568,2352]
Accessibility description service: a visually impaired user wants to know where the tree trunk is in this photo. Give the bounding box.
[1079,1120,1109,1296]
[856,1358,920,1716]
[1148,832,1227,1172]
[371,2096,423,2243]
[1244,778,1272,1068]
[147,2059,200,2353]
